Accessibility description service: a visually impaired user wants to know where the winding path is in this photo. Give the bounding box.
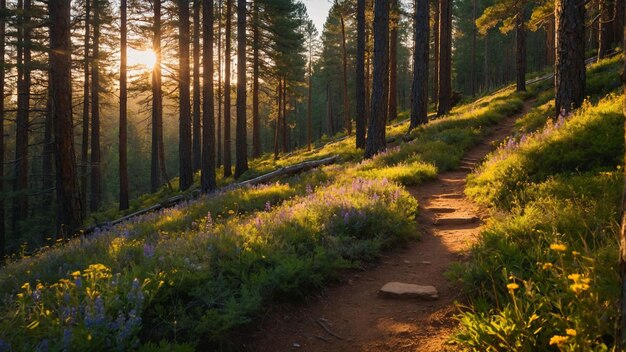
[248,103,529,351]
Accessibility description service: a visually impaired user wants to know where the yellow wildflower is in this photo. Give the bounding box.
[550,243,567,252]
[571,251,580,256]
[549,335,569,346]
[71,271,81,277]
[529,314,539,323]
[507,283,519,291]
[567,273,581,281]
[570,283,590,294]
[566,329,577,336]
[228,210,235,215]
[580,277,591,284]
[542,263,553,270]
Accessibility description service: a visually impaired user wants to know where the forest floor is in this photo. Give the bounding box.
[248,101,532,352]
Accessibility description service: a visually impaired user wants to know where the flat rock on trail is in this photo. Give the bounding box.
[247,106,528,352]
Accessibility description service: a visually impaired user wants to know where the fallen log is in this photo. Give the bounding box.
[83,155,339,235]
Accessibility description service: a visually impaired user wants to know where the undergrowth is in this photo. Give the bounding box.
[0,80,528,350]
[451,91,624,351]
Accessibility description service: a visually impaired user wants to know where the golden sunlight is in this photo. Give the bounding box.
[127,47,157,69]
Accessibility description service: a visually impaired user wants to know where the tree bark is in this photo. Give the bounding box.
[282,79,288,153]
[410,0,429,130]
[432,0,440,103]
[201,0,217,192]
[192,0,202,172]
[217,0,223,167]
[388,0,398,122]
[49,0,83,236]
[13,0,30,230]
[516,10,527,92]
[151,0,167,192]
[437,0,452,116]
[90,0,101,212]
[274,79,281,159]
[235,0,248,178]
[340,11,352,135]
[356,0,366,149]
[224,0,232,177]
[119,0,129,211]
[0,0,5,256]
[364,0,389,158]
[470,0,477,96]
[620,2,626,344]
[546,18,556,66]
[178,0,193,191]
[81,0,90,217]
[555,0,586,116]
[42,70,54,212]
[308,29,314,151]
[252,1,261,158]
[599,0,615,59]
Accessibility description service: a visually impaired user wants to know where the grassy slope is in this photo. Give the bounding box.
[452,56,624,351]
[0,81,530,350]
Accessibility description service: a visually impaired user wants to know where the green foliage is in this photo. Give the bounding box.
[452,88,624,350]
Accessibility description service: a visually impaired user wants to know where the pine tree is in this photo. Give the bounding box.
[201,0,217,192]
[235,0,248,178]
[192,0,201,172]
[178,0,193,191]
[119,0,129,211]
[437,0,452,115]
[49,0,83,235]
[90,0,101,211]
[364,0,389,158]
[555,0,585,116]
[410,0,429,130]
[223,0,233,177]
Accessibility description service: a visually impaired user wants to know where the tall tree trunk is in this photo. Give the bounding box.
[252,1,261,158]
[616,2,626,344]
[340,11,352,135]
[49,0,83,236]
[470,0,477,96]
[42,70,54,212]
[410,0,429,130]
[388,0,398,122]
[13,0,30,231]
[308,31,313,151]
[235,0,248,178]
[81,0,90,217]
[90,0,101,212]
[599,0,615,59]
[555,0,586,116]
[192,0,201,172]
[615,0,624,45]
[0,0,5,256]
[119,0,129,211]
[282,80,288,153]
[437,0,452,116]
[151,0,165,192]
[356,0,366,149]
[178,0,193,191]
[364,0,389,158]
[327,82,335,136]
[224,0,232,177]
[432,0,440,103]
[546,18,556,66]
[274,79,281,159]
[516,10,527,92]
[217,0,223,167]
[201,0,217,192]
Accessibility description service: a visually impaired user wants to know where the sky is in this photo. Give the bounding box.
[302,0,334,35]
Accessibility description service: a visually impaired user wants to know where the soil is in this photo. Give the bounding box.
[246,105,528,352]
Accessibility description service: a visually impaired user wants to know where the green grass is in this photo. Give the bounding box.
[0,76,531,350]
[451,89,624,350]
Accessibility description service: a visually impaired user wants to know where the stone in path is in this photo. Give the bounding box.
[379,282,439,300]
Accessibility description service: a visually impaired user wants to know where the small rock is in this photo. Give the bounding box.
[293,343,301,348]
[379,282,438,300]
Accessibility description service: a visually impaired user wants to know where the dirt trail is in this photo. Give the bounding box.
[248,104,529,352]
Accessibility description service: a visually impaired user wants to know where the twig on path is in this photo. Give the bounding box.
[316,318,346,341]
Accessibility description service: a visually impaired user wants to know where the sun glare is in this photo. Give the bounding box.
[127,47,157,69]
